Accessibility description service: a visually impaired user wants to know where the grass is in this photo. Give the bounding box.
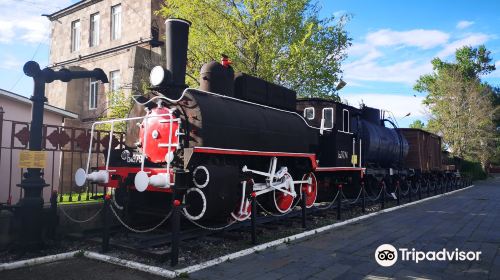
[58,192,103,205]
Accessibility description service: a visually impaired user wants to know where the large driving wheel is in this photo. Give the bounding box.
[273,172,294,213]
[300,173,317,208]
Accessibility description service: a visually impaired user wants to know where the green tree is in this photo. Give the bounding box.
[96,89,134,132]
[409,120,425,129]
[414,45,499,170]
[158,0,351,99]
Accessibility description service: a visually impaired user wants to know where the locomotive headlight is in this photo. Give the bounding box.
[149,66,168,87]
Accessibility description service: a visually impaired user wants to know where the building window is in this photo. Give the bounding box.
[71,20,81,52]
[109,70,120,105]
[322,108,334,129]
[343,109,350,132]
[89,78,98,110]
[110,70,120,92]
[303,107,315,120]
[111,4,121,40]
[90,13,100,47]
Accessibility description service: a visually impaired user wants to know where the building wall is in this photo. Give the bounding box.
[46,0,165,126]
[47,50,134,128]
[49,0,152,64]
[0,97,65,205]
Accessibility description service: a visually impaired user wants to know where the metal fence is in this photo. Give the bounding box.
[0,110,125,205]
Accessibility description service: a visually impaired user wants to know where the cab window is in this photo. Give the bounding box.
[303,107,315,120]
[343,109,350,132]
[322,108,334,129]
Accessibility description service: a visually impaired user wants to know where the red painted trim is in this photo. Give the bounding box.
[193,146,318,169]
[98,166,173,193]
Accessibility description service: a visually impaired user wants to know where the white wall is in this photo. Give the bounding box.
[0,97,65,205]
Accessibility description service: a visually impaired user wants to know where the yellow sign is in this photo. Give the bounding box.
[351,154,358,165]
[19,151,47,168]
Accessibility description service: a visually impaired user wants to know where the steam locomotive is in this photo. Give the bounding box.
[75,19,445,223]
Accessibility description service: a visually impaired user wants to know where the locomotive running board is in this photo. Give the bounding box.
[185,146,318,169]
[315,167,365,178]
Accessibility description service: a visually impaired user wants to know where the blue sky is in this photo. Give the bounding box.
[320,0,500,127]
[1,0,499,127]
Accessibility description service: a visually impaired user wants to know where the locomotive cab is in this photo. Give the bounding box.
[296,98,361,168]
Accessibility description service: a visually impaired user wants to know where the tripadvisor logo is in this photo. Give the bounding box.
[375,244,482,267]
[375,244,398,267]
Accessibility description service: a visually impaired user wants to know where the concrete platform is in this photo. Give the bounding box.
[190,176,500,280]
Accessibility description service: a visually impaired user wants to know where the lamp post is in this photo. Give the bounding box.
[15,61,108,250]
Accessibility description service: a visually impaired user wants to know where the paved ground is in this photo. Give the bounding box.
[1,176,498,280]
[190,176,500,280]
[0,257,166,280]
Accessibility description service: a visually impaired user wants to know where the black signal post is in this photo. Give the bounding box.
[16,61,107,249]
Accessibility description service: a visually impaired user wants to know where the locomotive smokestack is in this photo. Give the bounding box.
[165,18,190,96]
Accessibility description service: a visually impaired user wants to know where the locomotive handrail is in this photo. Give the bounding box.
[77,111,179,190]
[84,112,175,174]
[144,87,334,132]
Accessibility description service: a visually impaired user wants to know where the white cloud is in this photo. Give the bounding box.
[343,28,447,85]
[17,17,52,43]
[0,20,14,43]
[456,20,474,29]
[0,54,22,70]
[342,93,426,118]
[343,59,433,84]
[347,43,383,63]
[333,10,347,18]
[0,0,71,44]
[345,28,495,85]
[487,61,500,78]
[366,29,450,49]
[437,33,491,58]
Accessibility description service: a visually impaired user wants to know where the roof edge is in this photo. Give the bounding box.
[0,88,78,119]
[47,0,103,20]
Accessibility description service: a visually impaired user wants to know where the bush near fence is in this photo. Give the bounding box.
[460,160,487,180]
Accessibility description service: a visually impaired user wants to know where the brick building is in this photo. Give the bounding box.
[46,0,166,127]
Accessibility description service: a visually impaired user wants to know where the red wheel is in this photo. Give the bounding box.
[300,173,317,208]
[273,172,294,213]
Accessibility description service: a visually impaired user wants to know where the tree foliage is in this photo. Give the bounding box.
[96,89,134,132]
[158,0,351,99]
[409,120,425,129]
[414,45,499,169]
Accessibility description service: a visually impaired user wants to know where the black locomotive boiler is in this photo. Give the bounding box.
[75,18,449,224]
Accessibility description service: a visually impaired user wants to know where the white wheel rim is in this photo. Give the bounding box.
[182,187,207,220]
[192,166,209,188]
